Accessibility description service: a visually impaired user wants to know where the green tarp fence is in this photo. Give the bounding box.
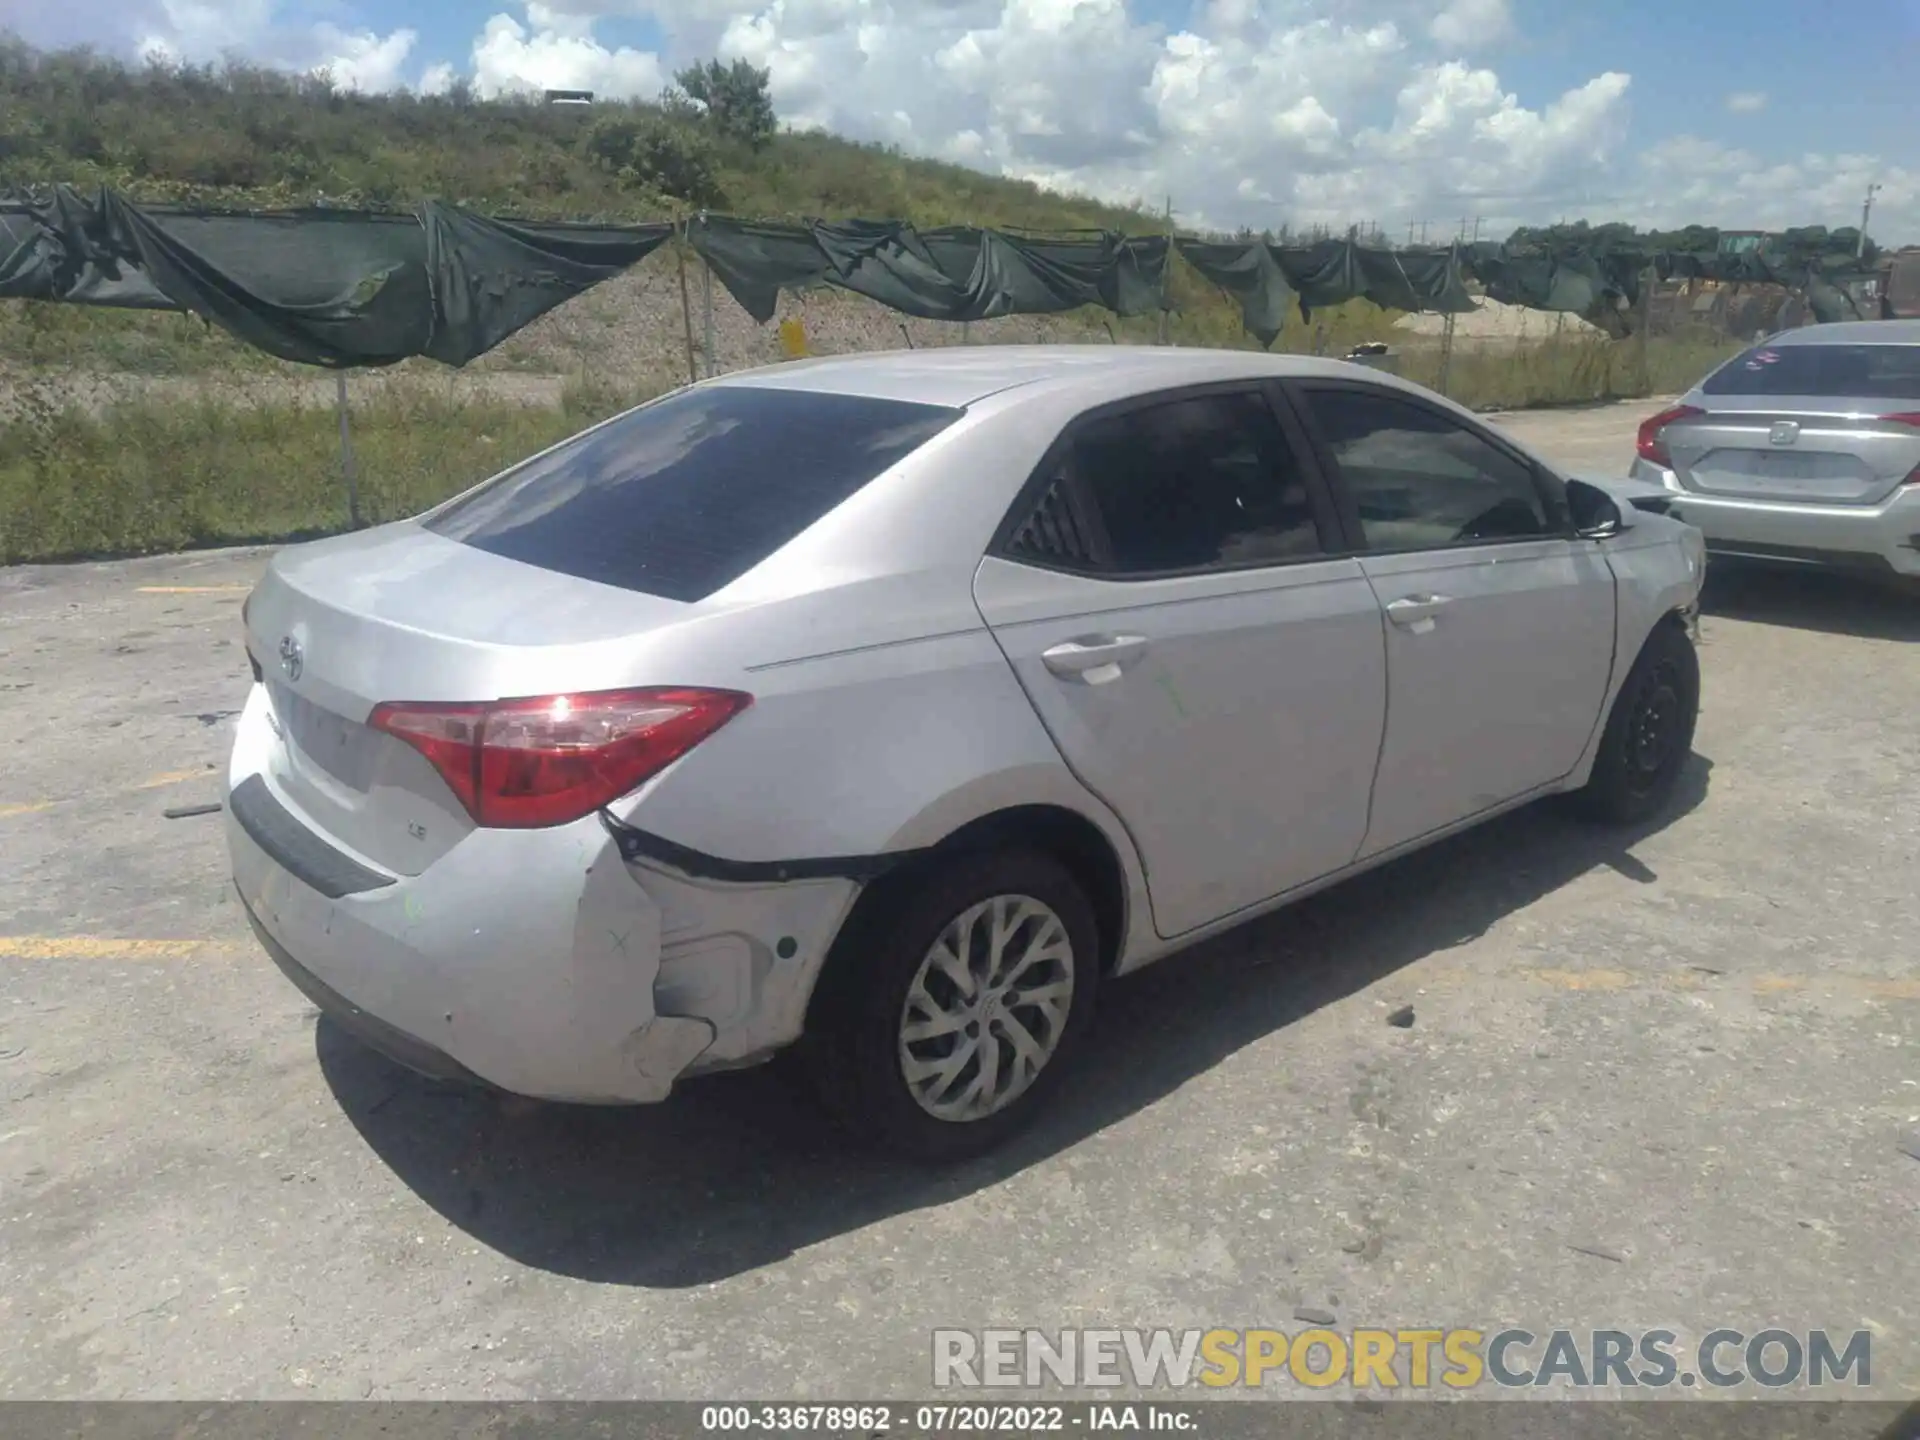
[1173,237,1478,348]
[684,213,1169,324]
[0,187,1170,367]
[0,186,674,367]
[1176,233,1885,347]
[0,184,1893,367]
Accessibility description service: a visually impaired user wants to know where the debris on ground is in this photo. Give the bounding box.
[1386,1005,1415,1029]
[1568,1243,1627,1263]
[163,802,222,819]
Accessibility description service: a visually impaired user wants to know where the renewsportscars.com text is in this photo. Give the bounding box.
[931,1327,1873,1391]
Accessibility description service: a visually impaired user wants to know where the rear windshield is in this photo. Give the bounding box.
[1702,342,1920,400]
[424,385,962,602]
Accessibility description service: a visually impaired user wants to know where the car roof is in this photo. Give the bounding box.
[1764,319,1920,346]
[703,344,1411,408]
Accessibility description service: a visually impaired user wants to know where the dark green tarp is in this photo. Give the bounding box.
[1178,232,1884,346]
[687,213,1169,325]
[0,186,673,367]
[2,185,1894,364]
[1174,237,1473,347]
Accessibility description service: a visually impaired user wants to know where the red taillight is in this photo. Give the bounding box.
[370,687,752,829]
[1635,404,1705,468]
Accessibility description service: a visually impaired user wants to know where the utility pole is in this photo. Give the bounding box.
[1859,182,1881,258]
[1158,194,1173,345]
[1419,220,1430,245]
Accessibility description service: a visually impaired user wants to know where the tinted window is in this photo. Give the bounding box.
[1025,392,1323,574]
[425,386,960,602]
[1304,388,1553,551]
[1701,342,1920,400]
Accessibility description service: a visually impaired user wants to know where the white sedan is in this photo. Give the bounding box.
[228,347,1706,1159]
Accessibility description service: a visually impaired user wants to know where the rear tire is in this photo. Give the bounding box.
[802,849,1099,1162]
[1570,617,1700,826]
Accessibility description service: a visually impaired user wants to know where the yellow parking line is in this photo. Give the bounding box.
[136,767,214,790]
[137,585,250,595]
[2,768,218,815]
[0,937,212,960]
[1525,968,1636,992]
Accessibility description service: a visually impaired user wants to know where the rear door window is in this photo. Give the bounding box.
[425,385,961,602]
[1003,391,1328,575]
[1702,343,1920,400]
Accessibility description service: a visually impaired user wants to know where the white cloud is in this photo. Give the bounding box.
[471,10,668,98]
[312,25,418,92]
[1631,138,1916,240]
[13,0,1920,242]
[1428,0,1512,50]
[418,61,460,95]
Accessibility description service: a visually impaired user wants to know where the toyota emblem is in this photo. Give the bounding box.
[278,635,304,681]
[1768,420,1800,447]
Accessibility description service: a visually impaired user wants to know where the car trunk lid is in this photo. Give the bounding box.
[1663,400,1920,506]
[244,523,694,875]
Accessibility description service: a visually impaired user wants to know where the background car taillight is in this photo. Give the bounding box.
[1635,404,1705,468]
[1884,413,1920,485]
[369,687,752,829]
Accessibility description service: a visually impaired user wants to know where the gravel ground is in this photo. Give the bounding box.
[0,397,1916,1408]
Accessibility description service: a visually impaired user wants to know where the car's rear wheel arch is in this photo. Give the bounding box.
[803,803,1129,1035]
[919,805,1128,975]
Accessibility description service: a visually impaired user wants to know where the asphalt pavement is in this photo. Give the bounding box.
[1,397,1915,1403]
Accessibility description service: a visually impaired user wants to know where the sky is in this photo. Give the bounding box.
[5,0,1918,241]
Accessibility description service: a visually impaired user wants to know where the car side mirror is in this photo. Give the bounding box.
[1566,478,1624,540]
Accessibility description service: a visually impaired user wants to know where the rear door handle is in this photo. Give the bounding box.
[1041,635,1149,684]
[1385,595,1450,631]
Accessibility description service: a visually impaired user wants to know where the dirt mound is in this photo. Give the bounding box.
[1394,298,1603,343]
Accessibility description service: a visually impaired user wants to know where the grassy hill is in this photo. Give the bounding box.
[0,39,1730,563]
[0,38,1163,228]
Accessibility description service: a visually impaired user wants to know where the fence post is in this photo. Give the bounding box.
[674,217,699,387]
[1158,195,1173,345]
[1437,311,1456,398]
[1635,264,1654,395]
[700,211,717,379]
[334,372,361,528]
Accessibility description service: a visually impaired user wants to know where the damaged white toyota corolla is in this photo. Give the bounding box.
[229,346,1706,1159]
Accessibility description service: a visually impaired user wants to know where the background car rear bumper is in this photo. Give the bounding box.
[1629,460,1920,576]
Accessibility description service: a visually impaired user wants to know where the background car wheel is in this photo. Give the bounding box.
[803,849,1100,1162]
[1570,617,1700,826]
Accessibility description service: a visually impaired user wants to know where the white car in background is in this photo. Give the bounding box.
[1631,319,1920,581]
[229,347,1706,1160]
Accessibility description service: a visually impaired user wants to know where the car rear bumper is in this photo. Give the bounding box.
[1629,460,1920,577]
[240,892,488,1088]
[225,688,860,1103]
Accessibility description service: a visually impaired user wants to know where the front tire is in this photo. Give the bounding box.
[1571,617,1700,825]
[803,849,1100,1162]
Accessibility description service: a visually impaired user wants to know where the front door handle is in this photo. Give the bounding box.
[1385,595,1450,632]
[1041,635,1149,684]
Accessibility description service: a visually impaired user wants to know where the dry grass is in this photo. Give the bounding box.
[0,375,659,564]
